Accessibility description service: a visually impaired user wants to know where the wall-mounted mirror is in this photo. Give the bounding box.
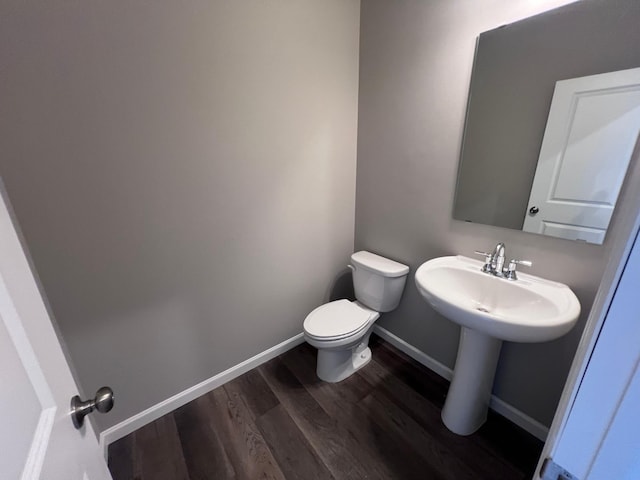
[453,0,640,244]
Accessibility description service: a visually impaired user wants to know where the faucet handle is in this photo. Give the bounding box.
[504,259,532,280]
[474,250,493,273]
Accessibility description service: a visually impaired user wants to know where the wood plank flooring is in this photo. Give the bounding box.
[108,336,543,479]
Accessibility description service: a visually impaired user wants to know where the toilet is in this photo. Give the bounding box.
[303,251,409,382]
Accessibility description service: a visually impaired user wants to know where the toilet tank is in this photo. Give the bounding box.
[350,251,409,312]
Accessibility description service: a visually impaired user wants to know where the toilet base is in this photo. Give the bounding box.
[315,335,373,383]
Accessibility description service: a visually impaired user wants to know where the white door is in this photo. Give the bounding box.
[0,189,112,480]
[523,67,640,244]
[539,227,640,479]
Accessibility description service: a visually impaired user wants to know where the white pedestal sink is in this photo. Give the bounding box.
[415,255,580,435]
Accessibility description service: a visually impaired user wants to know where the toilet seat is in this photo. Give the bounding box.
[303,300,377,341]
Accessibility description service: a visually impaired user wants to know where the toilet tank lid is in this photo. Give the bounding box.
[351,251,409,278]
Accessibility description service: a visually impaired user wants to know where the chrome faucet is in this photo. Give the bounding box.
[490,242,505,275]
[474,242,505,276]
[474,242,531,280]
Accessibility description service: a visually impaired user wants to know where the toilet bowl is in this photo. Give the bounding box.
[303,251,409,383]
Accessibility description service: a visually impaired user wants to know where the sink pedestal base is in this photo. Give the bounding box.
[442,327,503,435]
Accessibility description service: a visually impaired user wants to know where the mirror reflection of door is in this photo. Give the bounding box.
[523,68,640,244]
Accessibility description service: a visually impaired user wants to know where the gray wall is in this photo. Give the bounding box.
[455,0,640,229]
[0,0,360,431]
[356,0,639,426]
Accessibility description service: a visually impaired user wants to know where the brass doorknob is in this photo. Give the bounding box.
[70,386,114,429]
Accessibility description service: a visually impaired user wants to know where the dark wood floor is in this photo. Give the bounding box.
[108,336,543,479]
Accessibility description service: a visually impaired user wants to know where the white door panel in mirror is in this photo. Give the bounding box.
[523,68,640,244]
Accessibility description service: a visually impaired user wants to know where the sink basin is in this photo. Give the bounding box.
[414,255,580,436]
[415,255,580,342]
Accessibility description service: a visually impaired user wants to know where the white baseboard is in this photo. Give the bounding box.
[488,396,549,441]
[100,325,549,461]
[99,332,305,459]
[373,325,550,441]
[373,325,454,381]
